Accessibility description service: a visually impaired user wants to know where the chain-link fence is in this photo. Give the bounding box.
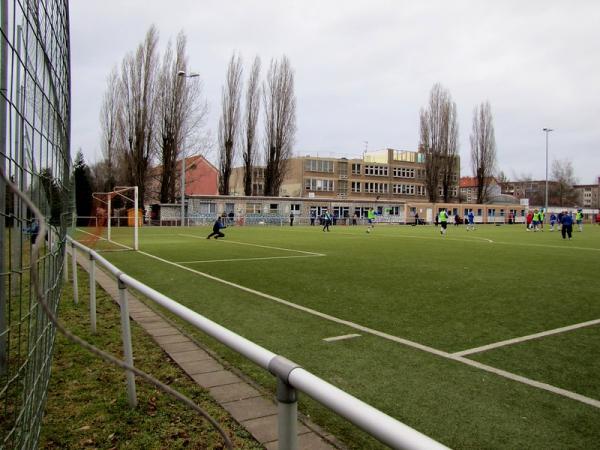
[0,0,71,447]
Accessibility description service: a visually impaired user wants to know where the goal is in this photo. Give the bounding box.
[83,186,140,251]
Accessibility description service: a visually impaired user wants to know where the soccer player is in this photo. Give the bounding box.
[206,215,227,239]
[549,212,557,231]
[438,209,449,237]
[561,211,573,240]
[322,210,332,232]
[576,209,584,232]
[366,208,375,233]
[467,210,475,231]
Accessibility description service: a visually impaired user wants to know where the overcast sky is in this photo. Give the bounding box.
[70,0,600,184]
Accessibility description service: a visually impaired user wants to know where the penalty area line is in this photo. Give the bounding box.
[176,254,324,264]
[179,233,325,256]
[453,318,600,357]
[137,248,600,410]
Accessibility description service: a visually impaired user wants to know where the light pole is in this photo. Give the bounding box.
[177,71,199,226]
[542,127,553,213]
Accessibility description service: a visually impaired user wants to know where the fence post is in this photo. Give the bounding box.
[89,253,96,334]
[63,243,68,282]
[277,377,298,450]
[118,277,137,407]
[268,356,299,450]
[71,241,78,304]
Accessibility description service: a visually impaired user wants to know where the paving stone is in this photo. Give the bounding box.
[264,432,336,450]
[242,415,310,444]
[209,382,262,403]
[154,334,191,345]
[145,326,179,337]
[161,341,198,353]
[222,396,277,422]
[169,349,212,363]
[240,415,278,443]
[191,370,241,388]
[179,358,223,375]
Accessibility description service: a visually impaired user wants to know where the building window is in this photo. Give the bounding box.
[364,182,388,193]
[364,165,389,176]
[351,181,361,193]
[351,163,361,175]
[270,204,279,213]
[392,167,415,178]
[392,184,415,195]
[290,204,301,212]
[416,185,426,196]
[246,203,262,214]
[338,180,348,195]
[305,178,334,191]
[305,159,334,173]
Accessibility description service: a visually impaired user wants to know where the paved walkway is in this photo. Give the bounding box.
[72,249,341,450]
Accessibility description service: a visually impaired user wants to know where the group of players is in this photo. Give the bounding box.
[205,208,585,241]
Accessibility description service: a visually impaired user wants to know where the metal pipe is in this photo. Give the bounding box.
[289,368,448,450]
[118,279,137,407]
[89,254,96,333]
[276,377,298,450]
[71,241,78,304]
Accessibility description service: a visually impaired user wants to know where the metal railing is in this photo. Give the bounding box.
[67,236,448,450]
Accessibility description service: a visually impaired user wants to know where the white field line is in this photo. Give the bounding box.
[138,249,600,409]
[176,254,324,264]
[453,318,600,357]
[492,240,600,252]
[323,334,361,342]
[75,228,133,251]
[292,228,495,244]
[179,233,325,256]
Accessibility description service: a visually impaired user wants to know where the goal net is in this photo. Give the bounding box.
[75,186,140,251]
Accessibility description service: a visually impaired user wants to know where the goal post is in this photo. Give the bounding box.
[87,186,140,251]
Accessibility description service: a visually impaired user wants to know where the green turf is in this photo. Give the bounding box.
[73,223,600,449]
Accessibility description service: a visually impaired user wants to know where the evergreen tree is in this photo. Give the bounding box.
[73,150,93,218]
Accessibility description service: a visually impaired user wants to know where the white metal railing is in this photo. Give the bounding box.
[67,236,448,450]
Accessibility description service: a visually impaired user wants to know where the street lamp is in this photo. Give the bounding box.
[177,70,199,226]
[542,127,554,213]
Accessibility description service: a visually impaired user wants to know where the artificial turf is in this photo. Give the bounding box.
[71,223,600,449]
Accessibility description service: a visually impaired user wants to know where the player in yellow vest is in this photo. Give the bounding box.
[438,209,449,237]
[576,209,584,232]
[366,208,376,233]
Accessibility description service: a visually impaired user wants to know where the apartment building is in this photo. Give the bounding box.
[574,181,600,209]
[230,148,460,202]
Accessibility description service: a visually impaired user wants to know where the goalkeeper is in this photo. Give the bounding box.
[206,215,227,239]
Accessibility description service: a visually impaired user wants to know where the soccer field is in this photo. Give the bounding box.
[72,223,600,449]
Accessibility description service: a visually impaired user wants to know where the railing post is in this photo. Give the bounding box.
[268,356,300,450]
[118,277,137,407]
[277,377,298,450]
[89,253,96,334]
[63,243,68,282]
[71,241,78,304]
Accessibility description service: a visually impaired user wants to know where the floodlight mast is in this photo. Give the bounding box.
[543,128,554,213]
[176,70,199,226]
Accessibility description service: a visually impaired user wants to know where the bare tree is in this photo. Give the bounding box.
[470,101,497,203]
[155,32,207,203]
[419,83,458,202]
[263,56,296,196]
[242,56,261,196]
[99,67,121,191]
[440,100,459,202]
[218,53,243,195]
[551,158,579,206]
[119,25,160,203]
